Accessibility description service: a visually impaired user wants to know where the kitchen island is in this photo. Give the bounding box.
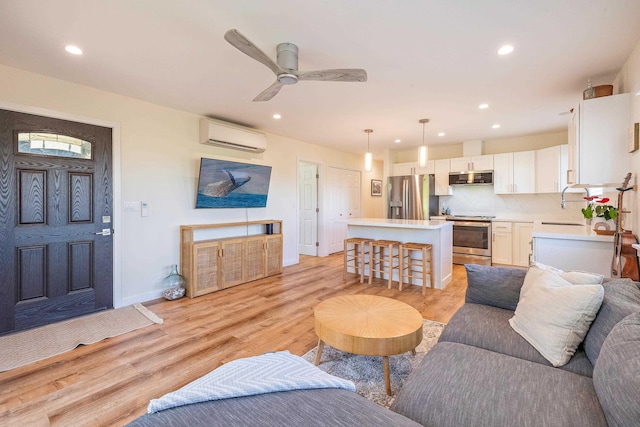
[532,220,614,277]
[345,218,453,289]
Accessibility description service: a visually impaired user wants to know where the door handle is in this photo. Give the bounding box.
[95,228,112,236]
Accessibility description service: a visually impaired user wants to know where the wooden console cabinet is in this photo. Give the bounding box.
[180,220,283,297]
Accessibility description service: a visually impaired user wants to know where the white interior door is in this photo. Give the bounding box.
[328,166,361,254]
[299,162,318,256]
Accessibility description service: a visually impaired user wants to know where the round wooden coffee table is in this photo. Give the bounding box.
[313,294,423,395]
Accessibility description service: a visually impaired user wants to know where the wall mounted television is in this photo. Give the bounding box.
[196,158,272,208]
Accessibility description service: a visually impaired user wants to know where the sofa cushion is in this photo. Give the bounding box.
[391,342,607,427]
[592,312,640,427]
[509,266,604,367]
[584,279,640,365]
[127,388,422,427]
[439,303,593,376]
[464,264,526,311]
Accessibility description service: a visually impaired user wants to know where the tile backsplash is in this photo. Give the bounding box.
[439,185,589,221]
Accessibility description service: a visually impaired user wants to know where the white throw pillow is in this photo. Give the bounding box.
[520,261,604,296]
[509,265,604,367]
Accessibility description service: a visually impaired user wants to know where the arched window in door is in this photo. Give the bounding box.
[17,132,92,159]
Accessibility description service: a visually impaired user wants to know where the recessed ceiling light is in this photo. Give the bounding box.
[65,45,83,55]
[479,103,489,109]
[272,114,281,119]
[497,45,514,55]
[394,139,401,143]
[438,132,445,137]
[492,124,501,129]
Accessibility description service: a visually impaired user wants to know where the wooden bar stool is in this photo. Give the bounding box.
[399,242,433,295]
[343,237,371,283]
[368,240,401,289]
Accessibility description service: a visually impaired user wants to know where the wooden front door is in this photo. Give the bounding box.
[0,109,113,335]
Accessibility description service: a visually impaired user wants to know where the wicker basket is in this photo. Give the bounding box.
[594,84,613,97]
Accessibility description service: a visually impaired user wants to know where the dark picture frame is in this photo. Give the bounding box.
[371,179,382,196]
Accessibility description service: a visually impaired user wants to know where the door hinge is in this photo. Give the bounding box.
[316,208,319,213]
[316,242,319,247]
[316,173,319,179]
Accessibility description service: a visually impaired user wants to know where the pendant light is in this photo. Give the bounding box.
[364,129,373,172]
[418,119,429,168]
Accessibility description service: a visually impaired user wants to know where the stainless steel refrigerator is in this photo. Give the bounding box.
[388,174,439,220]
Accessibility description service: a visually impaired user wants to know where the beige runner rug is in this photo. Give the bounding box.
[0,303,163,372]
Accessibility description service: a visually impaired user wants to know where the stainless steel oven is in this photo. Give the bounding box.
[446,216,494,265]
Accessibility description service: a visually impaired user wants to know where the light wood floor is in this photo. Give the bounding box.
[0,254,468,426]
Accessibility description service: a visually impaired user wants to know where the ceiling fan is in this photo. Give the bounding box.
[224,29,368,102]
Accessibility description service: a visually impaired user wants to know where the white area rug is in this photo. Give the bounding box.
[303,319,445,407]
[0,303,163,372]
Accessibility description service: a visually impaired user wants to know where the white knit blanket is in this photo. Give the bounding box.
[147,350,355,413]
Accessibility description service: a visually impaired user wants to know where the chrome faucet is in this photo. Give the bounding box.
[561,186,590,209]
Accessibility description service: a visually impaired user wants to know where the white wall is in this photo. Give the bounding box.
[392,130,567,161]
[0,64,384,306]
[613,37,640,235]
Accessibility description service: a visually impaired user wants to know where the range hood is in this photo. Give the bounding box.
[449,170,493,185]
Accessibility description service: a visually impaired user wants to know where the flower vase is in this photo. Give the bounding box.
[162,264,186,300]
[585,219,592,233]
[592,218,616,234]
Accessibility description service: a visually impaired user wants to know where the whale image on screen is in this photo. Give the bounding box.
[196,158,272,208]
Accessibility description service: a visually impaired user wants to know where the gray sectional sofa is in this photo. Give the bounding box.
[128,265,640,427]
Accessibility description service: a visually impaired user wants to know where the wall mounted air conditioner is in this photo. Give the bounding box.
[199,118,267,153]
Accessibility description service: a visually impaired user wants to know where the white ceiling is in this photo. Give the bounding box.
[1,1,640,159]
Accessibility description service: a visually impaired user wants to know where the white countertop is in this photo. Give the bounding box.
[345,218,452,229]
[531,220,614,242]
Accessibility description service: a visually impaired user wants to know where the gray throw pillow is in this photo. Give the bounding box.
[584,279,640,365]
[465,264,526,311]
[592,312,640,427]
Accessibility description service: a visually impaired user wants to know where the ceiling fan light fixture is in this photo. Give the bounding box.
[277,73,299,85]
[364,129,373,172]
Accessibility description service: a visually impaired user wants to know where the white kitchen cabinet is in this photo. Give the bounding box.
[494,151,535,194]
[449,155,493,172]
[391,161,432,176]
[513,222,533,267]
[533,235,613,277]
[492,222,513,265]
[434,159,452,195]
[567,93,630,186]
[535,145,568,193]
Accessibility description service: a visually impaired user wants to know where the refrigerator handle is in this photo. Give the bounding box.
[402,179,408,218]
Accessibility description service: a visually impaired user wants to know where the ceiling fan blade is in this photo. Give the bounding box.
[253,81,285,102]
[296,69,367,82]
[224,29,283,75]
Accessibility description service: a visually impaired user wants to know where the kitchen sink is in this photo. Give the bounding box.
[540,221,583,226]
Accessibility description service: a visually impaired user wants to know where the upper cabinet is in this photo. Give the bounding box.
[449,155,493,172]
[535,145,568,193]
[493,151,535,194]
[434,159,452,195]
[391,161,433,176]
[567,93,630,186]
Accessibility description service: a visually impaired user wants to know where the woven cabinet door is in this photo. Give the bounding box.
[265,235,283,276]
[193,241,221,296]
[245,235,266,282]
[220,239,245,289]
